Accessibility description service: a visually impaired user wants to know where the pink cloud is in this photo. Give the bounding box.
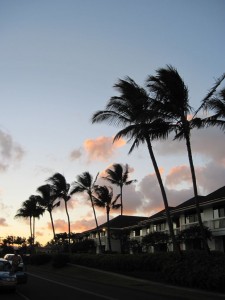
[0,218,8,227]
[165,165,192,187]
[84,136,126,162]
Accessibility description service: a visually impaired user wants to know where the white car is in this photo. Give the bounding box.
[0,258,17,291]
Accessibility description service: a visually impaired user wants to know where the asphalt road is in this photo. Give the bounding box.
[1,264,225,300]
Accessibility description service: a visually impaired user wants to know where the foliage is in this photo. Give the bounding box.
[30,253,52,265]
[52,253,70,268]
[177,225,212,242]
[71,239,96,253]
[70,251,225,292]
[142,231,169,246]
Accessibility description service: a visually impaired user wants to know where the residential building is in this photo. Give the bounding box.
[79,186,225,253]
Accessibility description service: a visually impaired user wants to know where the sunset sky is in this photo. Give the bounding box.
[0,0,225,245]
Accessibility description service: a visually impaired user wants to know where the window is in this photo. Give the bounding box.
[213,207,225,219]
[153,223,166,231]
[134,229,140,236]
[185,213,198,224]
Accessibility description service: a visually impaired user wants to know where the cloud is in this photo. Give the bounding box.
[0,218,8,227]
[83,136,126,162]
[69,148,82,161]
[165,165,192,187]
[155,127,225,165]
[138,173,194,215]
[0,129,25,172]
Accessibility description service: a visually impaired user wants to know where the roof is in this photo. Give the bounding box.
[175,196,206,209]
[206,186,225,201]
[98,215,148,229]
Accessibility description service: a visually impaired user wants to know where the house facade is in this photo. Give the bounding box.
[80,186,225,253]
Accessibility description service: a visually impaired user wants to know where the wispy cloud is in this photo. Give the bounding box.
[0,129,25,172]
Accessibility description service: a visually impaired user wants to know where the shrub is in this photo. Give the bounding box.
[30,253,52,265]
[52,253,70,268]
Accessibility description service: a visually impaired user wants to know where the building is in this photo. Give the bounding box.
[79,186,225,253]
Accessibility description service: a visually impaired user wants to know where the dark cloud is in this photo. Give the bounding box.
[69,148,82,161]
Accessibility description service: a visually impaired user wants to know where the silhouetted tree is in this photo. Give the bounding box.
[93,185,121,252]
[70,172,102,252]
[102,163,137,215]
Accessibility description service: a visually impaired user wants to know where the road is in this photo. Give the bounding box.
[1,264,225,300]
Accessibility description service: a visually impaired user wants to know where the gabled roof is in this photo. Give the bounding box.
[206,186,225,201]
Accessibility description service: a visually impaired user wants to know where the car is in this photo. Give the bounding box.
[3,253,24,270]
[0,258,17,291]
[3,254,28,284]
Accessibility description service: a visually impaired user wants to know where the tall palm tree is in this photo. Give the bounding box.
[47,173,71,249]
[15,195,44,245]
[92,77,181,254]
[146,65,210,253]
[102,163,137,215]
[70,172,102,251]
[37,184,59,240]
[93,185,121,252]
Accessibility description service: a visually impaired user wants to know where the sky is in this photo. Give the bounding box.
[0,0,225,245]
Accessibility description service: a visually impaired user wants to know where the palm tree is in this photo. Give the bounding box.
[146,65,210,253]
[92,77,181,254]
[93,185,121,252]
[102,163,137,215]
[47,173,71,249]
[37,184,60,240]
[15,195,44,245]
[201,87,225,131]
[70,172,102,252]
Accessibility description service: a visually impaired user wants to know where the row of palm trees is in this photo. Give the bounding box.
[15,65,225,254]
[91,65,225,255]
[15,164,135,252]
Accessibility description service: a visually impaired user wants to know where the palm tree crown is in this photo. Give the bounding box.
[102,163,137,215]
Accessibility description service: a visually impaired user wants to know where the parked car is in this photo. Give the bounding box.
[0,258,17,291]
[3,254,28,284]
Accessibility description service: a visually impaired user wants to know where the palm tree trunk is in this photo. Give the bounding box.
[29,216,33,245]
[90,194,102,252]
[64,200,71,251]
[120,185,123,215]
[185,133,210,254]
[33,217,35,245]
[106,206,112,252]
[49,211,56,239]
[146,137,181,254]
